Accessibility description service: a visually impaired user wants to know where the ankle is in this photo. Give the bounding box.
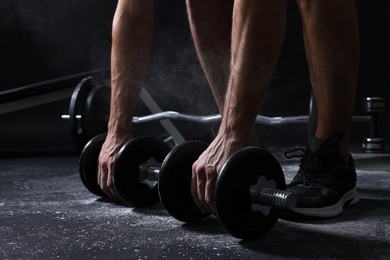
[340,150,352,163]
[313,132,351,161]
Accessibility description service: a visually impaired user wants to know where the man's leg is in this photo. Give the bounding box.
[186,0,233,112]
[187,0,261,146]
[287,0,360,217]
[98,0,155,200]
[299,0,359,159]
[191,0,288,213]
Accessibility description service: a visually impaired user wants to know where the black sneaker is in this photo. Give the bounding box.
[285,133,360,218]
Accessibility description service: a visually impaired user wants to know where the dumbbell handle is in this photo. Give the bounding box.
[139,165,160,182]
[250,186,297,210]
[139,164,296,210]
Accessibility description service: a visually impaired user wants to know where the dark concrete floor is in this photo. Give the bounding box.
[0,149,389,259]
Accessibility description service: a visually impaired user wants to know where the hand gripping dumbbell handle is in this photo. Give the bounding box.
[249,185,297,210]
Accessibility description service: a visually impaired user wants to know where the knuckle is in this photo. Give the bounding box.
[205,189,214,205]
[192,161,200,173]
[205,196,211,205]
[100,184,109,194]
[107,176,115,189]
[106,176,112,186]
[199,197,208,207]
[205,167,217,178]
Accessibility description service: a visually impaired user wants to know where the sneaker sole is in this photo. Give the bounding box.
[290,187,360,218]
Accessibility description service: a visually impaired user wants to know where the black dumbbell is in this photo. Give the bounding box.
[81,137,295,238]
[79,134,170,207]
[159,142,296,239]
[113,140,211,222]
[79,134,108,198]
[117,140,295,238]
[80,136,208,221]
[215,147,295,239]
[362,97,385,153]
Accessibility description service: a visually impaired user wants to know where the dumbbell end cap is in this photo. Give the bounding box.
[286,193,298,209]
[254,187,297,210]
[362,137,385,153]
[363,96,385,113]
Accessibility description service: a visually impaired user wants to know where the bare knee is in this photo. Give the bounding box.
[187,0,233,25]
[113,0,154,33]
[296,0,356,13]
[187,0,231,13]
[296,0,312,10]
[186,0,232,45]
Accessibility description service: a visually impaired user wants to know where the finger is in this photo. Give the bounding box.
[191,164,209,214]
[97,152,104,187]
[202,167,216,213]
[205,170,217,214]
[97,159,101,187]
[98,157,106,191]
[99,159,117,200]
[196,167,214,214]
[107,163,121,201]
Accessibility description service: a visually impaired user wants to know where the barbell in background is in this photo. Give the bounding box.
[63,109,384,151]
[63,111,309,125]
[63,76,386,153]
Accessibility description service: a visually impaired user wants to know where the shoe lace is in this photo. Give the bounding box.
[284,132,345,185]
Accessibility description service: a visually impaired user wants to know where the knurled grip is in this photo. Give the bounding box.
[250,186,297,210]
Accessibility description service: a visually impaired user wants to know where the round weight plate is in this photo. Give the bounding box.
[113,137,170,207]
[83,81,110,139]
[79,133,108,198]
[158,141,210,223]
[216,147,285,240]
[69,77,95,152]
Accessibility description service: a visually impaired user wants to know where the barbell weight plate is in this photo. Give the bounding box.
[216,147,286,240]
[69,76,110,152]
[113,137,171,207]
[83,81,110,140]
[69,77,94,152]
[79,133,108,198]
[158,141,210,223]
